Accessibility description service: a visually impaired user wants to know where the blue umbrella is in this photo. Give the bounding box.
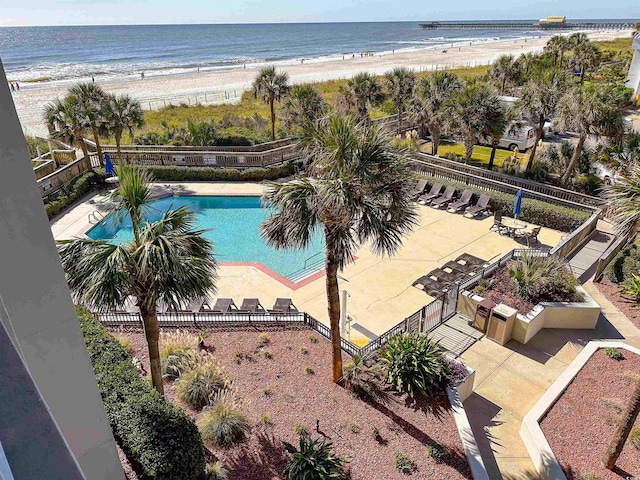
[104,153,115,175]
[513,189,523,223]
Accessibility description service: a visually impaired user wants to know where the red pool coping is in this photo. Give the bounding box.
[220,261,326,290]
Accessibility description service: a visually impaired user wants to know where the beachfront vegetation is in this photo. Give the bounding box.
[25,135,50,159]
[77,307,206,479]
[43,171,97,218]
[261,114,419,382]
[68,83,108,167]
[102,93,145,163]
[384,67,417,134]
[252,66,290,140]
[339,71,385,125]
[281,84,328,132]
[58,165,218,394]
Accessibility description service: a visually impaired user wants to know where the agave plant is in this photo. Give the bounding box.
[379,332,451,398]
[283,436,348,480]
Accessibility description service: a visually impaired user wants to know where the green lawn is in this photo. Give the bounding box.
[424,141,529,169]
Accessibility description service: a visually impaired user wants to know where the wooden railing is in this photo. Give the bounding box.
[33,160,56,180]
[85,137,295,153]
[38,156,92,198]
[594,231,637,281]
[549,210,601,259]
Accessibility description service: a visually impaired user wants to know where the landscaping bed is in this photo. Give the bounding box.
[112,327,472,480]
[595,279,640,330]
[540,348,640,480]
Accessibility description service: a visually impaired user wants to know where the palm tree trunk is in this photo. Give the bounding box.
[431,128,441,156]
[269,98,276,140]
[139,303,164,395]
[501,78,506,95]
[602,377,640,469]
[78,134,90,161]
[525,124,545,171]
[397,104,402,135]
[324,237,343,384]
[561,133,586,185]
[465,142,474,163]
[92,126,104,168]
[116,136,123,165]
[488,144,498,170]
[580,67,586,84]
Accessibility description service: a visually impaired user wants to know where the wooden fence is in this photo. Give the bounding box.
[38,156,92,198]
[33,160,56,180]
[549,210,601,259]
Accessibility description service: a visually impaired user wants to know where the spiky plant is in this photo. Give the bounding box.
[620,274,640,303]
[69,82,108,167]
[102,93,144,164]
[281,84,328,132]
[283,436,348,480]
[603,165,640,235]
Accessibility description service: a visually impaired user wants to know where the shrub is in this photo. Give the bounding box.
[428,442,446,462]
[261,413,273,425]
[300,347,309,355]
[630,427,640,450]
[394,452,416,474]
[507,253,579,303]
[176,359,228,409]
[283,436,348,480]
[43,171,97,219]
[309,334,318,343]
[76,307,205,479]
[262,387,272,396]
[295,423,309,436]
[372,426,382,442]
[305,366,315,375]
[620,274,640,303]
[605,347,625,361]
[263,350,273,359]
[379,332,451,398]
[605,243,640,283]
[258,332,270,344]
[117,337,135,356]
[141,162,296,182]
[343,352,383,400]
[198,393,250,448]
[348,423,361,434]
[205,461,230,480]
[161,347,199,380]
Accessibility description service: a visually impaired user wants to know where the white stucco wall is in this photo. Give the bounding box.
[626,34,640,98]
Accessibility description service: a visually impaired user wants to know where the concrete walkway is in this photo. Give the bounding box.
[460,281,640,479]
[566,229,616,282]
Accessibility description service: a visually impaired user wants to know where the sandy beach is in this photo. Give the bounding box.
[10,30,632,137]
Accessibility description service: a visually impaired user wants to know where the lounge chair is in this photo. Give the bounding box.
[181,296,209,313]
[430,186,456,208]
[465,194,491,217]
[426,268,462,284]
[417,183,442,204]
[490,210,507,234]
[448,189,473,212]
[156,299,170,314]
[412,275,450,297]
[442,259,477,275]
[455,253,487,267]
[517,226,542,247]
[211,298,237,313]
[271,298,298,313]
[124,296,140,314]
[409,179,428,200]
[239,298,266,313]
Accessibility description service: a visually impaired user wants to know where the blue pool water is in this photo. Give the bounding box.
[87,196,325,280]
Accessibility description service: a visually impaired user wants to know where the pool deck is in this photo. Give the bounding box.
[51,181,563,343]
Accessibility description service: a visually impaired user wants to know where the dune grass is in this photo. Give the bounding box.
[593,37,634,56]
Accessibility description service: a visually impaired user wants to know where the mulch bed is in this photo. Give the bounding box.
[111,326,472,480]
[595,279,640,330]
[540,348,640,480]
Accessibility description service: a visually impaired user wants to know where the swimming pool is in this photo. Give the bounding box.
[87,196,325,282]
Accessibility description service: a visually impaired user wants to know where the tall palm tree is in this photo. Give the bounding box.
[339,72,385,125]
[69,82,108,167]
[281,84,328,132]
[490,54,520,95]
[44,97,90,160]
[58,165,218,394]
[518,71,567,170]
[102,94,144,164]
[446,83,497,162]
[517,52,538,77]
[555,84,624,185]
[603,165,640,235]
[261,114,419,382]
[571,41,601,84]
[568,32,588,49]
[544,36,570,67]
[483,100,510,170]
[252,66,290,140]
[384,67,417,134]
[409,71,461,155]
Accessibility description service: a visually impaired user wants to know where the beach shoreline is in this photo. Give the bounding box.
[10,29,632,137]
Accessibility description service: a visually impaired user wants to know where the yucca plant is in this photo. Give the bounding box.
[508,253,577,302]
[343,352,382,400]
[379,332,451,398]
[620,274,640,303]
[198,392,250,448]
[283,436,348,480]
[177,358,228,409]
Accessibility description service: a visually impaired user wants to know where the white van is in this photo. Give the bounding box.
[494,123,536,152]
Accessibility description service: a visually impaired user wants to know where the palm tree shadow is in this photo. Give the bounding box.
[224,430,288,479]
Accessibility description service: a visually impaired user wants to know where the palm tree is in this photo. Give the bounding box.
[446,83,497,162]
[571,41,601,84]
[180,119,217,146]
[69,82,108,167]
[483,100,510,170]
[281,84,328,132]
[409,71,461,155]
[44,97,90,160]
[544,36,570,67]
[518,71,567,170]
[102,94,144,164]
[252,66,290,140]
[603,165,640,235]
[261,114,419,383]
[568,32,588,49]
[384,67,417,134]
[58,165,218,394]
[339,72,385,125]
[555,84,624,185]
[490,54,520,95]
[517,52,538,77]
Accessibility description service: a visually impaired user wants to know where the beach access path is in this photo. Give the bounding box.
[11,30,630,137]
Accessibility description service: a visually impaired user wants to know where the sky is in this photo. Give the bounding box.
[0,0,637,26]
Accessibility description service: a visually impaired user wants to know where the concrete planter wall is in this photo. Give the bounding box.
[458,286,601,344]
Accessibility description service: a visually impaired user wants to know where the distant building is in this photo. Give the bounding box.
[626,34,640,99]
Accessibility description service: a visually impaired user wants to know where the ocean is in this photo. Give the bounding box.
[0,22,554,83]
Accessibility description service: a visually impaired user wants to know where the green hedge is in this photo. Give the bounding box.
[141,162,296,182]
[44,172,97,219]
[77,307,206,480]
[605,242,640,283]
[421,178,592,232]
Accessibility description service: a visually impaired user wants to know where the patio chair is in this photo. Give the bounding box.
[211,298,237,313]
[448,189,474,212]
[426,268,462,284]
[181,296,209,313]
[409,179,429,200]
[442,259,477,275]
[455,253,487,267]
[489,210,507,234]
[430,186,456,208]
[412,275,450,297]
[271,298,298,313]
[518,226,542,247]
[465,194,491,217]
[123,296,140,314]
[239,298,266,313]
[156,298,170,314]
[417,183,442,204]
